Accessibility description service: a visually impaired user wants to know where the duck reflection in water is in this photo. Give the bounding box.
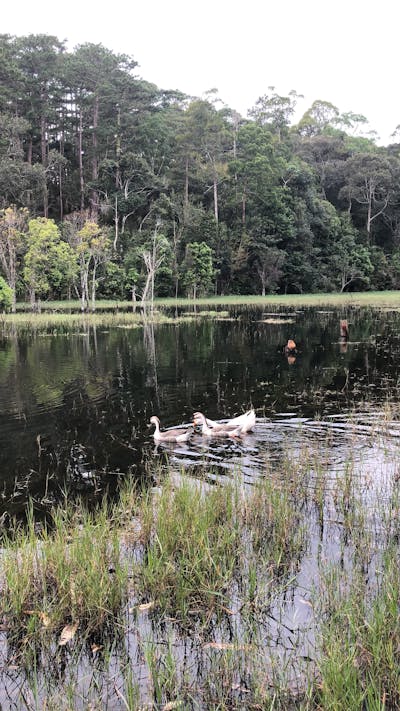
[340,319,349,353]
[340,319,349,339]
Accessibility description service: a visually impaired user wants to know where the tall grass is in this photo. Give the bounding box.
[243,472,305,573]
[316,548,400,709]
[1,500,128,636]
[134,477,240,617]
[14,290,400,311]
[129,470,306,621]
[4,289,400,333]
[1,441,400,708]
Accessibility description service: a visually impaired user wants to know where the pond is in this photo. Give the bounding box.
[0,304,399,513]
[1,304,400,708]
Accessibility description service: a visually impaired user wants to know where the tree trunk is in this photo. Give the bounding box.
[184,155,189,212]
[113,194,118,250]
[59,162,63,221]
[78,107,85,211]
[40,113,47,165]
[242,191,246,228]
[213,173,219,225]
[115,104,121,189]
[59,105,65,220]
[10,258,16,313]
[41,105,49,217]
[91,94,99,217]
[366,198,372,243]
[80,262,89,311]
[91,264,97,311]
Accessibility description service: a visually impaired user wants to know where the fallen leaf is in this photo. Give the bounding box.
[203,642,251,651]
[91,644,103,653]
[58,622,78,646]
[298,598,313,609]
[231,684,251,693]
[39,612,51,628]
[23,609,51,626]
[218,605,236,615]
[138,602,155,611]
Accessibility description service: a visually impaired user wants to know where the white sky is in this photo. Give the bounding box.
[4,0,400,145]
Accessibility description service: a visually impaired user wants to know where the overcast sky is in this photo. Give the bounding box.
[4,0,400,144]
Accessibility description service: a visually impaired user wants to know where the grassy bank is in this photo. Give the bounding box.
[10,289,400,314]
[1,289,399,333]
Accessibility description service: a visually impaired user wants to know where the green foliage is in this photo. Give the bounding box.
[0,33,400,299]
[182,241,214,298]
[24,218,61,299]
[329,216,374,291]
[23,218,77,302]
[0,275,13,311]
[99,261,126,299]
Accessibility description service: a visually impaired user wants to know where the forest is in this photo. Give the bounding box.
[1,33,400,310]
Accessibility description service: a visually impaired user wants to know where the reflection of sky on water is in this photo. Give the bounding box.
[163,409,399,507]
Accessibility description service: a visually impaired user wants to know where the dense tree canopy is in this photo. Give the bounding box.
[1,32,400,306]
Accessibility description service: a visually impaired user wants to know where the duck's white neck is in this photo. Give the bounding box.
[199,414,212,434]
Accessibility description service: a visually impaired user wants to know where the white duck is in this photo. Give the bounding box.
[196,408,256,434]
[193,412,243,438]
[149,415,192,443]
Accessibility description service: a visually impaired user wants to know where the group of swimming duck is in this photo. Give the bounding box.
[150,409,256,443]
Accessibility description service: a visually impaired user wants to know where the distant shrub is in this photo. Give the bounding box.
[0,277,13,312]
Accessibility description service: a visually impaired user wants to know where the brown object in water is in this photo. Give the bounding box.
[284,339,297,354]
[340,319,349,339]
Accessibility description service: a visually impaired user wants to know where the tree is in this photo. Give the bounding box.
[70,220,111,311]
[63,43,140,217]
[0,205,28,311]
[0,35,24,113]
[182,242,214,298]
[0,113,46,211]
[329,220,374,291]
[253,244,286,295]
[336,111,369,136]
[0,276,13,311]
[141,226,170,307]
[248,87,302,140]
[49,239,78,299]
[176,99,231,232]
[297,100,340,136]
[14,34,66,215]
[340,153,394,243]
[23,217,75,306]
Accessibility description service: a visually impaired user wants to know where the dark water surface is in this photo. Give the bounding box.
[0,304,399,513]
[1,304,400,707]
